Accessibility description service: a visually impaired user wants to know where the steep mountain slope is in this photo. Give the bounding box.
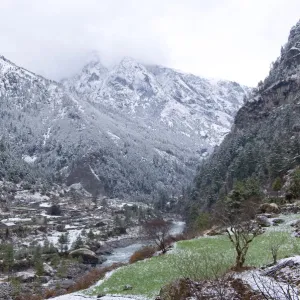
[190,20,300,209]
[65,58,250,147]
[0,55,249,201]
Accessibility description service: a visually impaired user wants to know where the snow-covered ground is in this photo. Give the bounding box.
[50,294,96,299]
[51,295,147,300]
[237,256,300,300]
[50,269,148,300]
[44,229,83,250]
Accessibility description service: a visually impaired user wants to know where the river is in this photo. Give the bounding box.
[102,220,185,267]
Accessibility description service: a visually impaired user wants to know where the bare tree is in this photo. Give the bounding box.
[142,219,172,253]
[215,199,262,270]
[226,220,262,270]
[268,230,288,265]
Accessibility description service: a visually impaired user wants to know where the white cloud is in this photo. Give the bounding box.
[0,0,299,86]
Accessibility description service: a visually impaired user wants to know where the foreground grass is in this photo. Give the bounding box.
[91,215,300,299]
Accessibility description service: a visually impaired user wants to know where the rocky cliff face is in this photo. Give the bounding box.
[0,55,249,201]
[191,20,300,209]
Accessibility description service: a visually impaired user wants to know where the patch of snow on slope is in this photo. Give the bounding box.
[89,165,101,182]
[237,270,299,300]
[22,155,37,164]
[43,127,51,146]
[107,131,121,144]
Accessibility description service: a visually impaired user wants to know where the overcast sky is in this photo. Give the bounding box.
[0,0,300,86]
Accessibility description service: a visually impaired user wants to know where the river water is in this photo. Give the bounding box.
[102,221,185,267]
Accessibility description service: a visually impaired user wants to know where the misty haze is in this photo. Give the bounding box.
[1,1,300,300]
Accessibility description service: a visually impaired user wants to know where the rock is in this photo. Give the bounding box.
[96,221,106,227]
[259,203,280,214]
[261,213,273,218]
[0,283,13,300]
[69,248,99,264]
[85,240,101,252]
[98,256,107,265]
[12,259,31,271]
[15,271,36,283]
[56,224,65,232]
[58,279,76,289]
[256,215,272,227]
[205,227,222,236]
[39,276,51,284]
[97,294,106,298]
[123,284,133,290]
[113,227,127,235]
[32,215,47,225]
[291,220,300,228]
[43,262,54,276]
[272,218,285,225]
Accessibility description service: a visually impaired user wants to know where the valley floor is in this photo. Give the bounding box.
[50,212,300,299]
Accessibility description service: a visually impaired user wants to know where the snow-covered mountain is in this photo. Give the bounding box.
[0,54,250,201]
[64,57,250,146]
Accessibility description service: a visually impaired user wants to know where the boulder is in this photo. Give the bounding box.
[39,276,51,284]
[69,248,99,264]
[43,262,54,276]
[259,203,279,214]
[58,279,75,289]
[15,271,36,283]
[96,221,106,227]
[256,215,272,227]
[123,284,133,290]
[113,227,127,235]
[0,283,13,300]
[272,218,285,225]
[85,240,102,252]
[32,215,47,225]
[291,219,300,228]
[56,224,65,232]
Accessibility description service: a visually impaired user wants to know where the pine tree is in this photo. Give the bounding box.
[3,244,14,276]
[87,229,95,240]
[72,235,84,250]
[33,245,44,276]
[272,177,283,194]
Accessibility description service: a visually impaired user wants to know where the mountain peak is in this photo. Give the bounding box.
[115,57,145,73]
[263,19,300,89]
[289,19,300,39]
[119,56,138,65]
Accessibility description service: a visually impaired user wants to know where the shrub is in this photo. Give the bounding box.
[289,169,300,198]
[129,246,156,264]
[194,212,212,231]
[272,177,283,192]
[44,289,57,298]
[15,295,43,300]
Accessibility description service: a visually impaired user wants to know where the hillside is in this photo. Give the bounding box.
[0,55,249,201]
[189,20,300,210]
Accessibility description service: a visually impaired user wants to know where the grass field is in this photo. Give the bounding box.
[90,214,300,299]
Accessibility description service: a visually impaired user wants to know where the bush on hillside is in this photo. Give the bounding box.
[129,246,156,264]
